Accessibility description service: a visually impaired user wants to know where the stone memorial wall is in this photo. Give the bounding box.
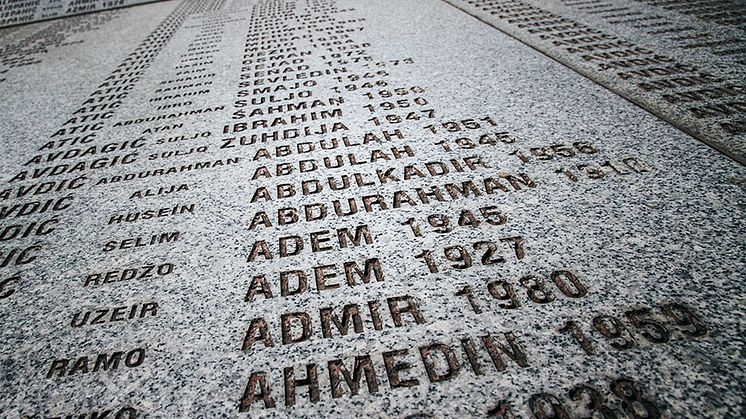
[0,0,166,28]
[446,0,746,165]
[0,0,743,417]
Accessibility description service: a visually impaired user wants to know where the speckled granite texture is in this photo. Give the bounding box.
[0,0,744,417]
[0,0,167,28]
[446,0,746,165]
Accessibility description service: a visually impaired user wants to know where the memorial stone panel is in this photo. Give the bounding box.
[0,0,168,28]
[0,0,744,418]
[446,0,746,164]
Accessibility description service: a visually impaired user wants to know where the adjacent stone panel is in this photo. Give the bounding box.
[0,0,744,417]
[446,0,746,165]
[0,0,167,28]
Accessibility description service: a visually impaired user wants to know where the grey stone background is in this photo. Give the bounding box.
[0,0,743,417]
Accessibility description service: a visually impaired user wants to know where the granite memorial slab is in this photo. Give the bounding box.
[0,0,744,417]
[445,0,746,164]
[0,0,168,28]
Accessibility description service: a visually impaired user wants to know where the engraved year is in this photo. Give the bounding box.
[424,116,498,134]
[510,142,598,163]
[414,236,525,273]
[559,302,707,355]
[400,206,507,237]
[490,377,663,418]
[456,270,587,314]
[435,132,515,151]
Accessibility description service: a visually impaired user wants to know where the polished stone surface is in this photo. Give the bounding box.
[0,0,744,417]
[447,0,746,165]
[0,0,165,28]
